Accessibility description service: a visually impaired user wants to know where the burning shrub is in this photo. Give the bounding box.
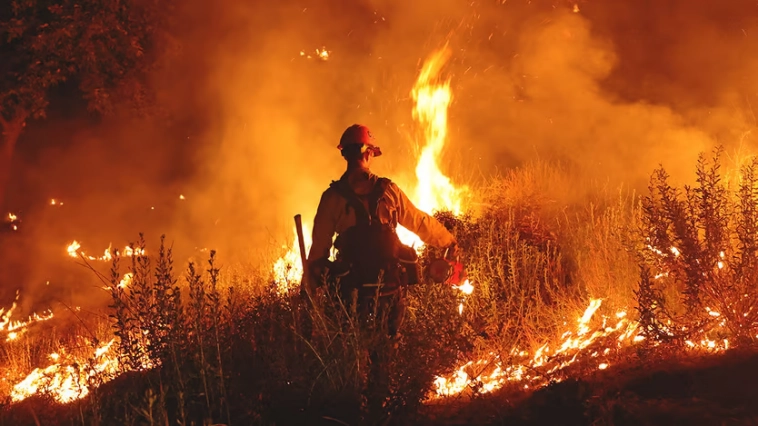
[638,147,758,348]
[420,164,653,398]
[465,208,574,355]
[426,179,578,372]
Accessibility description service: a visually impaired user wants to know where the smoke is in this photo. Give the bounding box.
[2,0,758,309]
[447,1,758,194]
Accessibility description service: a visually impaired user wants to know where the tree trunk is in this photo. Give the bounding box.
[0,112,27,211]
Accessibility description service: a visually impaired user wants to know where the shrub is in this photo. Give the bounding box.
[637,147,758,348]
[425,171,583,383]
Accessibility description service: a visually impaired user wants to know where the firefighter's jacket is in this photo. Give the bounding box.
[308,167,456,269]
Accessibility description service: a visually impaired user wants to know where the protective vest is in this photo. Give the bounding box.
[329,177,420,289]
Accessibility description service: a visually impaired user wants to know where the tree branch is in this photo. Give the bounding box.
[0,110,28,136]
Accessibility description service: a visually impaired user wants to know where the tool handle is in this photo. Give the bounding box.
[294,214,309,293]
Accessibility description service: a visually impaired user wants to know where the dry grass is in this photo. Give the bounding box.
[2,153,757,425]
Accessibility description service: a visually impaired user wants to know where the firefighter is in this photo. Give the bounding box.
[305,123,458,337]
[302,124,458,421]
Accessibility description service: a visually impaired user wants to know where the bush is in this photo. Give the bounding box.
[637,147,758,348]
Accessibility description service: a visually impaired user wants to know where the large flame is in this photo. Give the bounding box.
[410,46,464,216]
[397,45,466,249]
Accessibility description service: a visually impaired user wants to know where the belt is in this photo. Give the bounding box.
[359,282,400,297]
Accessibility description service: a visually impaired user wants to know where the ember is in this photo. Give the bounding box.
[299,47,330,61]
[5,212,18,230]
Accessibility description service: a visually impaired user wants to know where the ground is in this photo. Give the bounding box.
[4,349,757,425]
[420,349,758,426]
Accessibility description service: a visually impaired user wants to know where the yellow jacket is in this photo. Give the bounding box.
[307,168,456,265]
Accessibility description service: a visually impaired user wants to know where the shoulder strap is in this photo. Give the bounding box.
[330,179,371,225]
[368,178,391,224]
[330,177,391,226]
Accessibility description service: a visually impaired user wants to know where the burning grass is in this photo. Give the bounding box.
[2,152,757,424]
